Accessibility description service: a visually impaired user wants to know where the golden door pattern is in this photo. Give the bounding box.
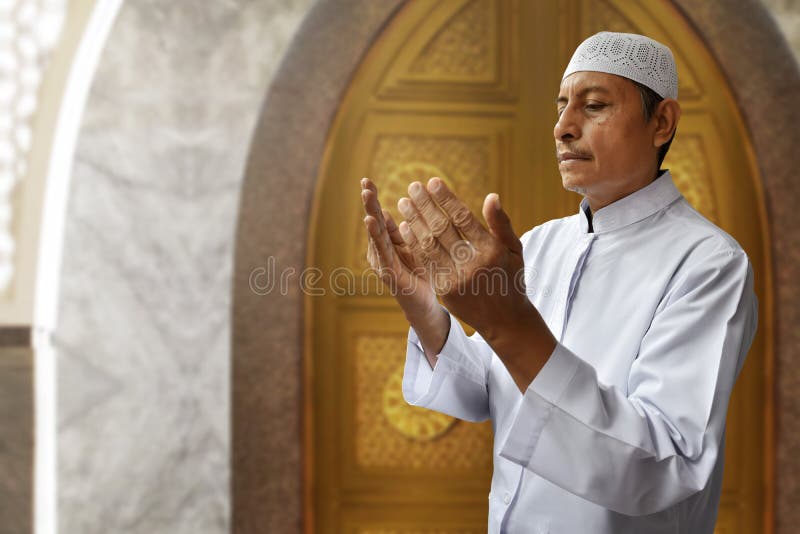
[307,1,772,533]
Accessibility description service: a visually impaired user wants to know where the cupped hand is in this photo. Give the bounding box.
[360,177,438,323]
[396,177,531,343]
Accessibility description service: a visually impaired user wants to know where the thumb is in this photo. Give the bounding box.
[482,193,522,254]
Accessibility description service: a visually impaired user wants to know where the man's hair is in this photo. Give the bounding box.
[631,80,675,169]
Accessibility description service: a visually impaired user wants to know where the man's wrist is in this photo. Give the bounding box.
[482,301,556,387]
[402,295,443,327]
[407,305,450,360]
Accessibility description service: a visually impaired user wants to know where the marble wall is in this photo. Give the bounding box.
[53,1,796,534]
[56,1,314,533]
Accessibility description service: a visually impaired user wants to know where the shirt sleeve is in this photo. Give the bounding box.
[498,248,758,516]
[402,310,493,423]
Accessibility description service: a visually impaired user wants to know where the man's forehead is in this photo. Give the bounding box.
[557,71,628,99]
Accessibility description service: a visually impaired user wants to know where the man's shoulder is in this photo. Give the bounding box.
[662,197,747,259]
[657,199,755,311]
[518,198,749,263]
[517,200,755,315]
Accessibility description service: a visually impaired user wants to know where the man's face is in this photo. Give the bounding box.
[554,71,658,209]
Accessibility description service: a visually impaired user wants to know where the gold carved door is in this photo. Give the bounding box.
[307,1,772,533]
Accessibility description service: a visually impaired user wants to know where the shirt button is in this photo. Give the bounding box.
[503,492,511,504]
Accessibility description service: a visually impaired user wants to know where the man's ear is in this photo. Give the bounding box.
[654,98,681,147]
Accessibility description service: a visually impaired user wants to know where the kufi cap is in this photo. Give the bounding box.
[562,31,678,100]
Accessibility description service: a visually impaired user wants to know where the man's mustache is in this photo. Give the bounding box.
[555,146,593,160]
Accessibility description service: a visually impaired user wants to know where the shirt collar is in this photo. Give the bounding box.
[578,170,682,234]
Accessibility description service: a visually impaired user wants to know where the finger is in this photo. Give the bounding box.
[362,181,404,253]
[361,188,384,228]
[366,235,379,269]
[482,193,522,254]
[384,208,419,271]
[360,178,384,224]
[360,176,377,194]
[398,197,453,271]
[397,220,419,251]
[361,189,393,251]
[364,216,390,266]
[397,221,429,280]
[364,216,399,290]
[382,209,404,246]
[408,180,464,253]
[426,177,492,247]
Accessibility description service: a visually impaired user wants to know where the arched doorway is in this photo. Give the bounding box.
[306,1,772,532]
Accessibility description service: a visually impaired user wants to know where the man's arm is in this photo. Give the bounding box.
[361,177,449,360]
[499,249,757,515]
[411,305,449,370]
[393,177,757,514]
[402,310,493,423]
[396,177,557,391]
[383,176,549,420]
[361,178,491,422]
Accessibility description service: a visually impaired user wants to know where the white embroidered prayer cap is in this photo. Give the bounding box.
[563,31,679,100]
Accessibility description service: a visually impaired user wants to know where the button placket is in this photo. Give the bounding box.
[561,234,595,336]
[559,237,593,339]
[552,236,582,339]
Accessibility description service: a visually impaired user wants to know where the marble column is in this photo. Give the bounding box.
[56,1,314,533]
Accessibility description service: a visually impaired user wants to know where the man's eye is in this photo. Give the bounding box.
[586,104,606,111]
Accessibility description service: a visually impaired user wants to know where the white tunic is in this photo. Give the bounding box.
[403,170,758,533]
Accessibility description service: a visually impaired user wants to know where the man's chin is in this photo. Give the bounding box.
[561,174,589,195]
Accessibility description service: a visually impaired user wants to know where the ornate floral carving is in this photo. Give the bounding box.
[354,333,493,470]
[664,134,719,224]
[591,0,638,34]
[409,0,492,78]
[382,366,456,440]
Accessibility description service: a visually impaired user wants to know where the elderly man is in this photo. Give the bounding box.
[360,32,757,534]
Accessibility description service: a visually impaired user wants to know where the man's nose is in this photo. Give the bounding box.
[554,107,580,142]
